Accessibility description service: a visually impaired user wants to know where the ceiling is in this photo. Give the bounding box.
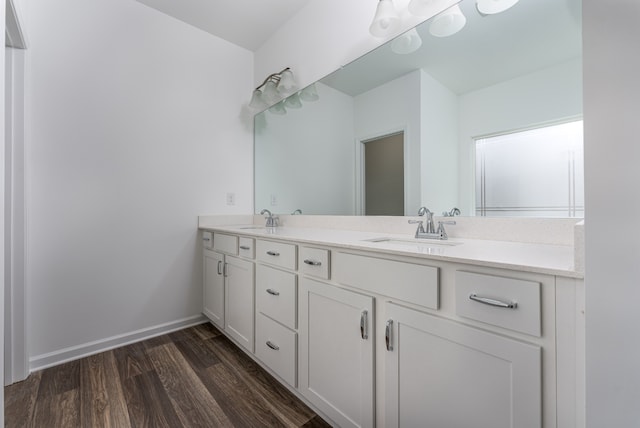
[135,0,312,51]
[322,0,582,96]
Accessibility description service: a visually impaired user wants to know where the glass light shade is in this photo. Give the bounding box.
[284,92,303,109]
[429,4,466,37]
[261,80,280,105]
[268,100,287,115]
[369,0,401,37]
[277,69,297,93]
[476,0,519,15]
[249,89,267,110]
[299,83,319,102]
[391,28,423,54]
[408,0,444,17]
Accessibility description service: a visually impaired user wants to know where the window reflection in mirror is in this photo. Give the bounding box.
[475,120,584,217]
[254,0,583,218]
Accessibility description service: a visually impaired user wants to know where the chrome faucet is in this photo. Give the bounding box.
[260,209,279,227]
[442,207,461,217]
[409,207,455,240]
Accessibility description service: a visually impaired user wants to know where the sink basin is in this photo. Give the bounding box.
[362,237,463,247]
[236,226,267,230]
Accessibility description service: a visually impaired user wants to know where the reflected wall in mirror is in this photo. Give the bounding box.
[254,0,583,217]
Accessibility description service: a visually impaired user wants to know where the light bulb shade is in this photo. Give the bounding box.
[261,80,280,104]
[369,0,401,37]
[476,0,519,15]
[268,100,287,115]
[277,69,297,93]
[429,4,466,37]
[299,83,319,102]
[408,0,445,17]
[249,89,267,110]
[391,28,423,54]
[284,92,303,109]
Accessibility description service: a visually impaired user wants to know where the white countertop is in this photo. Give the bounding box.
[200,224,582,279]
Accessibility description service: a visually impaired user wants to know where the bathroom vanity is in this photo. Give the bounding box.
[199,220,584,428]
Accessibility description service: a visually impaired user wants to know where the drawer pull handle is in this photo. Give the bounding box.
[360,310,368,340]
[239,245,251,250]
[203,237,211,242]
[385,319,393,351]
[303,259,322,266]
[266,288,280,296]
[469,294,517,309]
[266,341,280,351]
[266,251,280,256]
[217,261,223,275]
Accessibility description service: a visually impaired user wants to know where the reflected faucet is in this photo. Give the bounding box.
[260,209,279,227]
[443,207,461,217]
[291,209,302,215]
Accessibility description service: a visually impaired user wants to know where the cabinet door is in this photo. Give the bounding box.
[225,256,255,353]
[385,303,541,428]
[299,278,374,428]
[203,250,225,329]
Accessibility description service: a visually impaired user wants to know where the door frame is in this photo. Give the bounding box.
[354,127,408,216]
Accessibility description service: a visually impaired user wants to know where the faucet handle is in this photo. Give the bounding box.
[408,219,425,234]
[437,221,456,240]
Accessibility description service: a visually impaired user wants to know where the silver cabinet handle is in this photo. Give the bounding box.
[239,245,251,250]
[266,341,279,350]
[303,259,322,266]
[266,288,280,296]
[385,319,393,351]
[266,251,280,256]
[469,293,517,309]
[203,237,211,242]
[360,310,368,340]
[223,262,228,278]
[217,260,223,275]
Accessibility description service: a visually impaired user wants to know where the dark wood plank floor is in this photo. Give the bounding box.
[5,323,331,428]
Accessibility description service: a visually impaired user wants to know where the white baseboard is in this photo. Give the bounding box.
[29,314,208,372]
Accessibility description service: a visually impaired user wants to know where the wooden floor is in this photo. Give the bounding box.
[4,323,331,427]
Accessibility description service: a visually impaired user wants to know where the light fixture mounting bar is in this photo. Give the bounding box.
[255,67,292,91]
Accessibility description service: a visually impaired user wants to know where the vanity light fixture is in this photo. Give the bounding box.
[299,83,319,102]
[476,0,520,15]
[391,28,423,54]
[249,67,298,110]
[429,4,466,37]
[369,0,401,37]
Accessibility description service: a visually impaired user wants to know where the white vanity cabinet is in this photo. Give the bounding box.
[299,277,375,428]
[202,232,255,353]
[201,228,583,428]
[384,302,541,428]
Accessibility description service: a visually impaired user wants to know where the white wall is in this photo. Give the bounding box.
[419,70,459,214]
[255,82,354,215]
[583,0,640,426]
[457,58,583,213]
[25,0,253,367]
[354,70,421,214]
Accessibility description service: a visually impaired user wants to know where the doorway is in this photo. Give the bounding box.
[362,132,405,216]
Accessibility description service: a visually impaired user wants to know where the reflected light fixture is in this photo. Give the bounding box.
[369,0,401,37]
[268,100,287,115]
[284,92,303,109]
[476,0,520,15]
[391,28,422,54]
[299,83,319,102]
[429,4,466,37]
[249,67,297,110]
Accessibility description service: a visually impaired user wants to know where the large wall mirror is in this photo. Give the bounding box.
[254,0,582,217]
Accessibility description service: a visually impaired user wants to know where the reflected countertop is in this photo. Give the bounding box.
[200,224,582,279]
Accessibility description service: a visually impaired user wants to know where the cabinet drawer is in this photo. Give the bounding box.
[255,313,297,387]
[202,231,213,250]
[256,240,297,271]
[332,252,439,310]
[256,265,297,329]
[455,271,541,337]
[238,237,255,259]
[299,247,330,280]
[213,233,238,255]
